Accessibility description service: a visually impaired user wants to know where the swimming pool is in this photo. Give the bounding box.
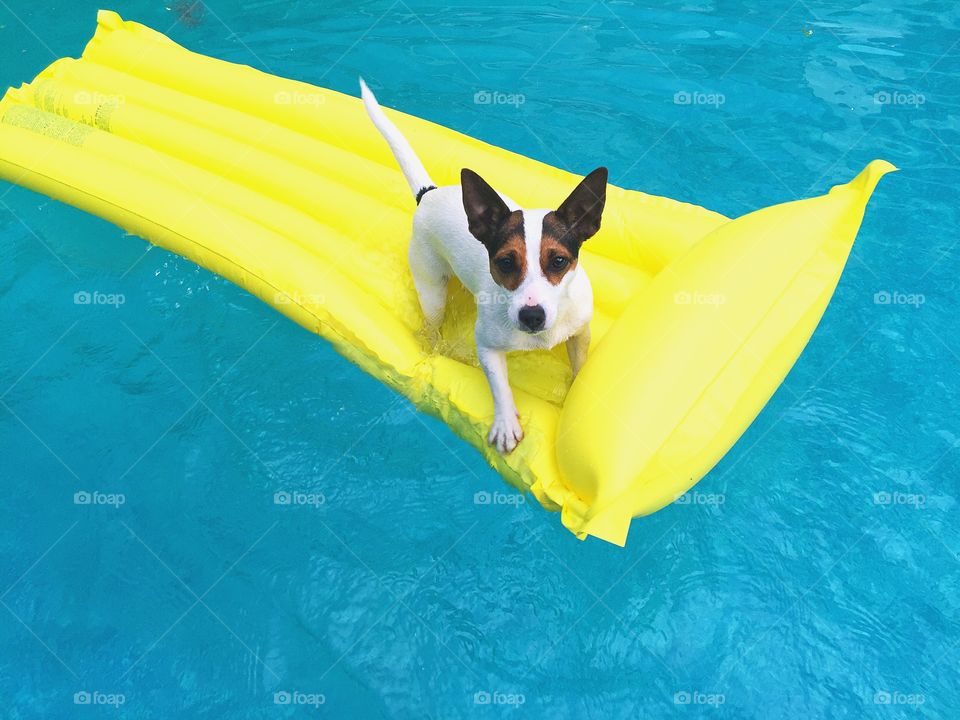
[1,1,956,717]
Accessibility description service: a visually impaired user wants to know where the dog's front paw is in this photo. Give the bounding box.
[488,411,524,454]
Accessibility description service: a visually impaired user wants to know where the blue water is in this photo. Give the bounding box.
[1,1,957,717]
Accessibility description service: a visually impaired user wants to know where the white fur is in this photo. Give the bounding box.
[359,78,432,196]
[361,80,592,453]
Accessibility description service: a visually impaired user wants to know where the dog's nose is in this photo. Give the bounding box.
[518,304,546,332]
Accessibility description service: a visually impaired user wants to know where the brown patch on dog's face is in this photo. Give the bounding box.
[539,211,580,285]
[460,169,529,291]
[488,210,526,291]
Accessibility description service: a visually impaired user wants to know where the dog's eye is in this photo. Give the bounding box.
[550,256,569,271]
[495,256,516,273]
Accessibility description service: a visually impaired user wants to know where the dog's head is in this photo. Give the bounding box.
[461,167,607,334]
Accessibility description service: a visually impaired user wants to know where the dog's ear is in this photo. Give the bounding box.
[461,168,511,249]
[555,167,607,244]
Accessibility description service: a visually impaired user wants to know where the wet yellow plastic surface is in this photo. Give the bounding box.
[0,10,894,545]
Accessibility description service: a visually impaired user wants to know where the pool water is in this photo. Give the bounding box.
[1,1,958,717]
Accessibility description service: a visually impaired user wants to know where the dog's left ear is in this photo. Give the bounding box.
[556,167,607,244]
[461,168,512,250]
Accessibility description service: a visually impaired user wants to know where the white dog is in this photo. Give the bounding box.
[361,79,606,453]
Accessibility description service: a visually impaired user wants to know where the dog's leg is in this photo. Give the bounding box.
[566,324,591,379]
[477,345,523,453]
[408,233,448,343]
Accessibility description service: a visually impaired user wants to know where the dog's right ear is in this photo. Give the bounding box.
[461,168,511,249]
[555,166,607,245]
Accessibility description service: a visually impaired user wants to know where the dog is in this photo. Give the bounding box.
[360,79,606,453]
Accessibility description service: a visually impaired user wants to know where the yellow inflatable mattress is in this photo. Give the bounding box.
[0,10,894,545]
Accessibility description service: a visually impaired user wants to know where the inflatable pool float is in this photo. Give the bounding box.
[0,11,894,545]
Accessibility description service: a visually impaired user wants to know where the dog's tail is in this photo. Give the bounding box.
[359,78,435,202]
